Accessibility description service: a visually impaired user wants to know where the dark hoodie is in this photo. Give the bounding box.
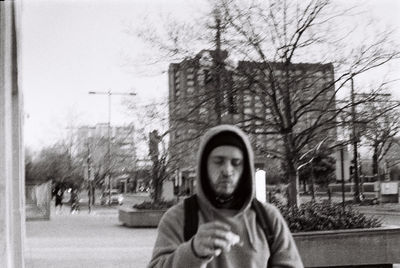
[148,125,303,268]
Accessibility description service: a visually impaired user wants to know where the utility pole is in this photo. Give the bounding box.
[86,140,93,213]
[212,8,223,124]
[340,146,346,209]
[350,77,361,203]
[89,90,136,206]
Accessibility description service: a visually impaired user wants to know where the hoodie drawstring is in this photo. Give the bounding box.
[243,213,258,251]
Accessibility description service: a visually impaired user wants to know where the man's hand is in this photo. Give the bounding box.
[192,221,241,258]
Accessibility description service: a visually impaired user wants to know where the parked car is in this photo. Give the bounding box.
[100,189,123,205]
[138,186,149,192]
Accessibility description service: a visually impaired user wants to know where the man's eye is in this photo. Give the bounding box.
[213,158,224,165]
[232,159,242,166]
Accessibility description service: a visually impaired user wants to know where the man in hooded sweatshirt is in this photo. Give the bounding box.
[148,124,303,268]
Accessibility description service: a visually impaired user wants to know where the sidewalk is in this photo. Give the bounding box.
[357,203,400,212]
[25,205,157,268]
[355,203,400,218]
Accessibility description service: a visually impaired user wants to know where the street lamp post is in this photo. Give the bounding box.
[89,90,136,206]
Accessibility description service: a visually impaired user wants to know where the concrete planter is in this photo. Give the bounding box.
[119,206,167,227]
[294,226,400,267]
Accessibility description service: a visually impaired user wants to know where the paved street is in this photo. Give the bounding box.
[26,196,157,268]
[354,205,400,226]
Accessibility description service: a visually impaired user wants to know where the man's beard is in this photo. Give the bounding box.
[212,182,237,208]
[215,192,235,204]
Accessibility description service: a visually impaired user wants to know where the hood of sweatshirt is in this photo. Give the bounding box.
[196,124,255,216]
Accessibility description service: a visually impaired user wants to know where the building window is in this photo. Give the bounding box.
[199,105,207,118]
[187,86,194,94]
[255,101,263,108]
[256,120,263,126]
[244,94,252,102]
[175,80,180,98]
[204,70,212,84]
[244,107,252,114]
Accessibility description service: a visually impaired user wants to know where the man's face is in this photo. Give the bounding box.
[207,145,244,195]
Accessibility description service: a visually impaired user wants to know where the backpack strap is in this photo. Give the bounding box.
[251,199,275,250]
[183,194,199,241]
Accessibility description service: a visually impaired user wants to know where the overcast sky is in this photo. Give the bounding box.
[20,0,400,151]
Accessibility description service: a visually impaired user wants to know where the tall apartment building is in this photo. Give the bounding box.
[169,50,337,194]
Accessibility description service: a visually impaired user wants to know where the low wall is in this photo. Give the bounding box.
[119,207,167,227]
[294,226,400,267]
[26,181,51,220]
[329,182,377,193]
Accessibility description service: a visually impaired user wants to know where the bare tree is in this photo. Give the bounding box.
[27,142,84,192]
[385,139,400,177]
[124,97,211,201]
[131,0,400,206]
[358,95,400,176]
[124,98,174,201]
[212,0,399,206]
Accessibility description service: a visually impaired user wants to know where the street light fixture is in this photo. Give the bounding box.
[88,90,136,206]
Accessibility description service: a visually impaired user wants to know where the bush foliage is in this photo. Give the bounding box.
[275,201,382,232]
[133,198,382,233]
[133,200,176,210]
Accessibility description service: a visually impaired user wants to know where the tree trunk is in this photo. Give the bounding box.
[156,180,163,202]
[372,147,379,176]
[310,163,315,201]
[287,168,300,207]
[283,132,299,207]
[286,157,300,207]
[151,159,165,203]
[151,168,162,203]
[91,185,96,204]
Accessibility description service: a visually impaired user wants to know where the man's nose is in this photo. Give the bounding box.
[222,162,233,176]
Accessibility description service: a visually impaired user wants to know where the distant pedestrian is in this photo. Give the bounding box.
[70,189,80,214]
[55,188,64,214]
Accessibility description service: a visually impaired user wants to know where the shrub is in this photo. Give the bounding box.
[133,200,176,210]
[273,200,382,233]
